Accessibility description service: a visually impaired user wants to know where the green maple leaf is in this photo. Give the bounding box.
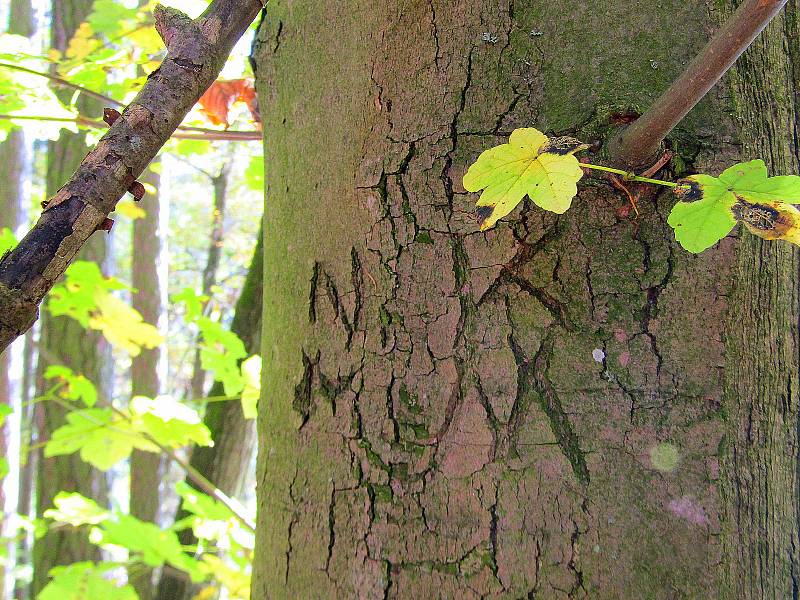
[45,365,98,407]
[38,562,137,600]
[44,408,154,470]
[130,396,213,449]
[668,159,800,253]
[463,127,588,230]
[44,492,109,527]
[97,515,206,582]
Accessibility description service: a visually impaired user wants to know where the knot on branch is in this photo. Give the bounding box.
[154,4,193,49]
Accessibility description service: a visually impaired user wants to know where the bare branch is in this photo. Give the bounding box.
[0,0,264,353]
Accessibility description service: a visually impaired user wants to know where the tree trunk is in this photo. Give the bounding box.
[719,1,800,596]
[32,0,108,594]
[0,0,34,592]
[190,160,231,400]
[156,227,261,600]
[251,1,799,597]
[129,164,164,600]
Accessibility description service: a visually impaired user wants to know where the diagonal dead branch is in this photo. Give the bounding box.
[0,0,263,353]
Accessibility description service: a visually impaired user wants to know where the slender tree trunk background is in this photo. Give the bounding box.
[129,163,163,600]
[31,0,109,594]
[156,227,261,600]
[190,159,232,400]
[0,0,34,593]
[251,1,798,597]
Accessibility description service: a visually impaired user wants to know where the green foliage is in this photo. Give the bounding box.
[176,481,233,521]
[466,130,800,253]
[240,355,261,419]
[36,486,253,599]
[463,128,588,230]
[174,288,261,399]
[44,408,145,471]
[49,261,163,356]
[668,159,800,252]
[0,35,79,142]
[38,562,137,600]
[244,152,264,192]
[96,515,205,582]
[43,492,109,526]
[45,366,98,407]
[44,395,211,471]
[130,395,213,448]
[49,261,127,327]
[0,227,17,255]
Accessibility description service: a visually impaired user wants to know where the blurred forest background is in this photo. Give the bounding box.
[0,0,263,598]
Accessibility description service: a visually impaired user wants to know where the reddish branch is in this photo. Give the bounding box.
[0,0,263,353]
[610,0,788,167]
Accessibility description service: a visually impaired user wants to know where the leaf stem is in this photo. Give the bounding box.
[580,162,685,188]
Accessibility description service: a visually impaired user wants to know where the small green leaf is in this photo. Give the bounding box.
[38,562,137,600]
[463,128,588,230]
[0,403,12,427]
[240,355,261,419]
[197,318,247,396]
[667,186,737,254]
[173,287,207,322]
[130,396,213,449]
[44,365,98,407]
[44,492,109,526]
[45,408,153,470]
[175,481,233,521]
[0,227,17,255]
[97,515,206,582]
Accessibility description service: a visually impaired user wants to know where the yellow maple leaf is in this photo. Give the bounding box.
[116,200,147,220]
[732,197,800,246]
[65,22,97,60]
[88,292,164,356]
[463,128,589,230]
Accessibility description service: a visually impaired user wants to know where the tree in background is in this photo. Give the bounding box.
[0,0,34,595]
[31,0,109,594]
[129,163,163,600]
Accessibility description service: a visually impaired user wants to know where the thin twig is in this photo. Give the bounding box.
[0,114,261,141]
[0,62,125,107]
[0,63,262,140]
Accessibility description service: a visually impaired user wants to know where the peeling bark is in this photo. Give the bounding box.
[249,0,784,597]
[0,0,263,354]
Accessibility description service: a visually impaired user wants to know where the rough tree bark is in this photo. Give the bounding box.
[251,1,798,598]
[719,1,800,596]
[129,164,163,600]
[157,227,261,600]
